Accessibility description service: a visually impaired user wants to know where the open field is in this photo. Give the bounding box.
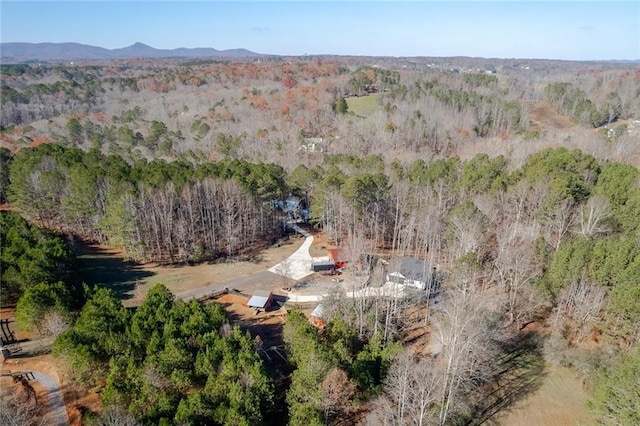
[71,235,308,307]
[497,363,596,426]
[346,93,382,117]
[528,101,574,131]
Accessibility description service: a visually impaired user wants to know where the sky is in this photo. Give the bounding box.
[1,1,639,60]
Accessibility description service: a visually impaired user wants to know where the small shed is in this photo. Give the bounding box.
[247,290,274,310]
[310,304,326,327]
[311,261,336,272]
[327,248,348,268]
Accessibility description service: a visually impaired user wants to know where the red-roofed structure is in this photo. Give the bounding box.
[327,248,348,268]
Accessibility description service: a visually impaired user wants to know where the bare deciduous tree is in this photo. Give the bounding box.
[553,276,606,341]
[431,269,499,426]
[577,194,611,237]
[493,236,543,330]
[0,383,45,426]
[322,367,356,424]
[542,198,576,251]
[95,405,141,426]
[39,311,70,338]
[367,351,442,426]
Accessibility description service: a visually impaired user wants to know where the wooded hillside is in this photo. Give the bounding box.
[1,56,639,425]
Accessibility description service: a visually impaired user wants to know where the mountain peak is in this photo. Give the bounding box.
[130,42,152,48]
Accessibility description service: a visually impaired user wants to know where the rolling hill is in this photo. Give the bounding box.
[0,42,262,62]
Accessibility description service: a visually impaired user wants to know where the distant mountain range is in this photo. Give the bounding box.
[0,42,262,62]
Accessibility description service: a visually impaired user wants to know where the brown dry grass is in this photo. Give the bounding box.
[529,101,574,131]
[496,363,596,426]
[0,233,303,424]
[75,235,307,307]
[4,230,601,426]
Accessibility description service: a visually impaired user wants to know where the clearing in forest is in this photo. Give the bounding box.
[346,93,382,117]
[528,101,574,131]
[71,236,307,307]
[496,363,596,426]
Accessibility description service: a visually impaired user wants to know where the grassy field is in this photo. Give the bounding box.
[497,363,597,426]
[71,238,305,306]
[346,94,382,117]
[70,243,153,303]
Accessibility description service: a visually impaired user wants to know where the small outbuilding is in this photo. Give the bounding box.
[311,260,336,272]
[327,247,348,269]
[247,290,274,311]
[310,304,326,327]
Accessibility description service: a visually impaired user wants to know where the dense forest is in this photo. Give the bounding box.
[1,57,639,425]
[53,284,273,425]
[4,144,286,263]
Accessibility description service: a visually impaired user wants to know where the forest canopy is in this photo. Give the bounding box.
[53,284,274,425]
[1,57,639,425]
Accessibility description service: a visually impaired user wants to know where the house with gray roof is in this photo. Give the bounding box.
[386,257,435,290]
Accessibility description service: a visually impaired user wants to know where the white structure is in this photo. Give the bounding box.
[386,257,435,290]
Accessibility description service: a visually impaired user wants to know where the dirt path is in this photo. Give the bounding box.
[32,371,69,426]
[0,352,70,426]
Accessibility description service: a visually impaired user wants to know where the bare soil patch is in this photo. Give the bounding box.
[2,343,115,426]
[529,101,574,131]
[62,380,101,426]
[214,293,288,349]
[0,308,81,424]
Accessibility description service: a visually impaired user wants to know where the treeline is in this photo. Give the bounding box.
[545,82,622,127]
[0,211,75,306]
[287,148,640,424]
[5,144,287,263]
[294,150,626,256]
[375,74,530,155]
[1,65,104,127]
[53,284,273,425]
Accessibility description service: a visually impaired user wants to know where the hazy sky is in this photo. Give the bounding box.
[1,1,639,60]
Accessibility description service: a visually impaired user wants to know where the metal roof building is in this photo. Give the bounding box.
[247,290,274,310]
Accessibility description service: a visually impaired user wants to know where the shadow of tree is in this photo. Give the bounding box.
[70,243,155,301]
[463,331,546,425]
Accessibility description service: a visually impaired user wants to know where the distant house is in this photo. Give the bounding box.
[247,290,274,310]
[299,138,325,153]
[386,257,435,290]
[274,195,309,221]
[310,304,326,327]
